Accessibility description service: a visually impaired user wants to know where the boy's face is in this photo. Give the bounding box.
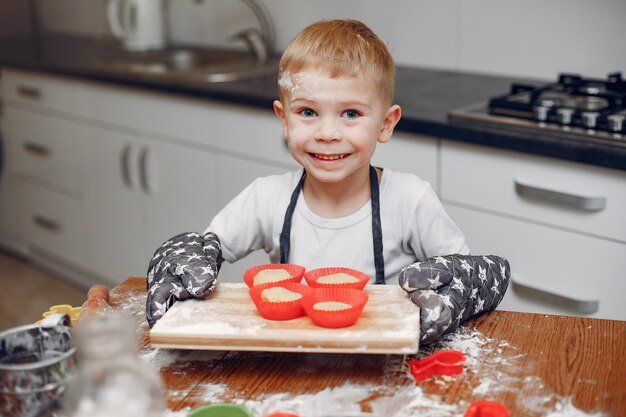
[274,67,401,185]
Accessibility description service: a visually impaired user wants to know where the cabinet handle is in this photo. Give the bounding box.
[33,213,61,232]
[511,274,599,314]
[121,144,138,190]
[17,85,42,100]
[139,146,157,194]
[23,141,51,157]
[514,178,606,211]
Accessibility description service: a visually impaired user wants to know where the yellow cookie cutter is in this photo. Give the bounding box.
[36,304,81,326]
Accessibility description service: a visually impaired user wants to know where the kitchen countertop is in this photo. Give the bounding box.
[1,34,625,172]
[111,277,626,416]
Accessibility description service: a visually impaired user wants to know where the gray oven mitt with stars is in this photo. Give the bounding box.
[146,231,222,328]
[399,254,510,344]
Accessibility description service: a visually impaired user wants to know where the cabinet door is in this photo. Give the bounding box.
[141,138,219,257]
[81,124,147,285]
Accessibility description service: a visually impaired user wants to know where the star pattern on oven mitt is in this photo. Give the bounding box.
[399,254,510,344]
[146,231,222,328]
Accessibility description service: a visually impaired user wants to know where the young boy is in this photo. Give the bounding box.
[146,19,510,344]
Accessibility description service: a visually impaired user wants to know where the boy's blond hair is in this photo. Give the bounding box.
[278,19,395,105]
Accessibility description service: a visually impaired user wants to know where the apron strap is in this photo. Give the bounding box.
[279,166,385,284]
[369,165,385,284]
[279,170,306,264]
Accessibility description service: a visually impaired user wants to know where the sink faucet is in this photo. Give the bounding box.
[194,0,275,62]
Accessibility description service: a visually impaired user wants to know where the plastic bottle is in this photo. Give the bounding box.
[61,310,164,417]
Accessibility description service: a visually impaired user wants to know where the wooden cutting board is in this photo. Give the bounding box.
[150,283,420,354]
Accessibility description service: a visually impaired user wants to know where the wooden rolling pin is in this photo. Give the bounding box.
[79,284,112,320]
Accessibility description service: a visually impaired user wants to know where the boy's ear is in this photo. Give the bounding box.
[273,100,289,139]
[378,104,402,143]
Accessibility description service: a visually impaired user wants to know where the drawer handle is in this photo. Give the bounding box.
[511,274,599,314]
[33,213,61,232]
[514,179,606,212]
[121,144,138,190]
[23,141,51,157]
[17,85,42,100]
[139,146,158,194]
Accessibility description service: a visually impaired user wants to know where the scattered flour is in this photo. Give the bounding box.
[197,383,228,402]
[155,326,606,417]
[140,348,180,368]
[544,397,606,417]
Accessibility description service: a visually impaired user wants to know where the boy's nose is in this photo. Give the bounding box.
[315,117,342,141]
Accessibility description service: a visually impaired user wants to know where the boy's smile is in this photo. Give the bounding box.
[274,67,401,190]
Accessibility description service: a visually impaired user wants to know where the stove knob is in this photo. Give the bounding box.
[607,114,625,133]
[534,106,549,122]
[557,108,574,125]
[582,112,599,129]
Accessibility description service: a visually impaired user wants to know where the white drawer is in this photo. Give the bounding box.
[441,141,626,242]
[1,69,82,114]
[15,180,89,270]
[445,203,626,321]
[4,107,84,193]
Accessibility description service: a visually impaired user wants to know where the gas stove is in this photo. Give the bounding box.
[448,72,626,143]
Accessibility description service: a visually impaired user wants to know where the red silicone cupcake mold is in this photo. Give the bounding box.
[249,282,313,320]
[303,267,369,290]
[301,287,368,328]
[243,263,305,288]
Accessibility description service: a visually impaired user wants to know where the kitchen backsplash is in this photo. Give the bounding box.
[26,0,626,81]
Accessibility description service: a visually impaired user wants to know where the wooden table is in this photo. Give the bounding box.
[111,277,626,417]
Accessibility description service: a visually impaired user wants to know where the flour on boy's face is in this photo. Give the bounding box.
[277,67,391,185]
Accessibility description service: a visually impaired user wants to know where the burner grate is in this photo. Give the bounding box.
[487,72,626,134]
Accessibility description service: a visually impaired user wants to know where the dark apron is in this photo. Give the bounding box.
[279,165,385,284]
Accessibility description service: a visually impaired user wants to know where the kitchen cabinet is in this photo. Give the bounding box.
[3,106,90,272]
[441,141,626,320]
[74,76,299,283]
[0,68,300,285]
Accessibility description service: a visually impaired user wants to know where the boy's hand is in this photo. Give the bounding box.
[146,231,222,328]
[399,254,510,344]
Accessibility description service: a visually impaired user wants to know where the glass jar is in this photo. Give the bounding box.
[61,311,164,417]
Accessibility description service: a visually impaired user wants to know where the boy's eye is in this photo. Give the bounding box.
[299,108,317,117]
[343,109,360,119]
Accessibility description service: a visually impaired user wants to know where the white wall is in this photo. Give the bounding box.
[37,0,626,81]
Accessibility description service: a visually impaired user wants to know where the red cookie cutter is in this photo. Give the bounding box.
[407,349,466,383]
[464,400,509,417]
